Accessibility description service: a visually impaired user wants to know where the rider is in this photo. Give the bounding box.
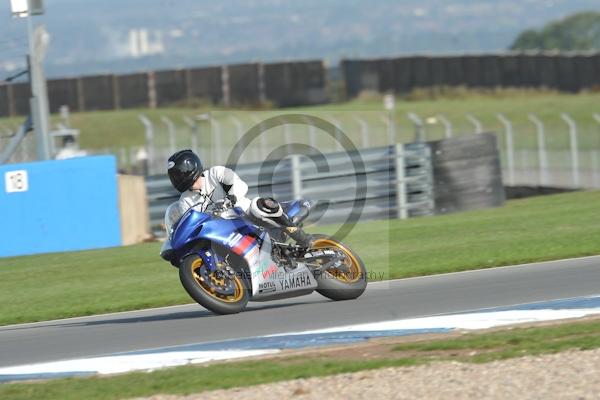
[166,149,310,243]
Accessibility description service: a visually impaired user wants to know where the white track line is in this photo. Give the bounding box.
[3,300,600,380]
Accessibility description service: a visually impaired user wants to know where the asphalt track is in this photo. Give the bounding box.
[1,256,599,369]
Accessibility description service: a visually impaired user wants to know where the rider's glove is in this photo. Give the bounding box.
[226,194,237,206]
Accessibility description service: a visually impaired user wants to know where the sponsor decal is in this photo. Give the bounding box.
[245,245,259,261]
[262,264,278,279]
[225,232,243,247]
[227,233,257,256]
[258,281,276,294]
[278,272,311,291]
[254,245,275,278]
[303,249,336,259]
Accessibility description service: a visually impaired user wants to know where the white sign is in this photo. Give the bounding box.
[5,170,29,193]
[10,0,28,16]
[10,0,44,17]
[383,94,395,111]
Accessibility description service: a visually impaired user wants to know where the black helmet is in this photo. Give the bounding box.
[167,149,203,192]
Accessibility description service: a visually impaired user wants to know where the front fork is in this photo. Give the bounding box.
[191,248,239,296]
[195,249,219,272]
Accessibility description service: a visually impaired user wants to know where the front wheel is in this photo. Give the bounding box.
[179,254,248,315]
[310,234,367,301]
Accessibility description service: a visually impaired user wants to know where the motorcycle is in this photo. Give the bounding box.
[160,196,367,314]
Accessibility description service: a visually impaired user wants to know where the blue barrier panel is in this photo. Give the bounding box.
[0,156,121,258]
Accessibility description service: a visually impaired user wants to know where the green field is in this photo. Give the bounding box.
[1,90,600,154]
[2,317,599,400]
[3,90,600,174]
[1,190,599,326]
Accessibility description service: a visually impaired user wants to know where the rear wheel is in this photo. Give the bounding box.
[179,254,248,315]
[310,234,367,301]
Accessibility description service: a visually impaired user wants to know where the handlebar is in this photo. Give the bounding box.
[209,197,235,216]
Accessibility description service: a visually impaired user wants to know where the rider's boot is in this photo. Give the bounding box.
[250,197,312,245]
[277,213,312,246]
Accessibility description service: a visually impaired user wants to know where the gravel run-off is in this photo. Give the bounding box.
[137,348,600,400]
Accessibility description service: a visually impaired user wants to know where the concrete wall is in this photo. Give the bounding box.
[227,63,261,105]
[154,69,187,106]
[264,60,327,107]
[11,52,597,115]
[11,83,31,116]
[187,66,223,104]
[118,174,149,245]
[342,52,600,96]
[0,60,328,117]
[81,75,116,111]
[118,73,149,109]
[0,84,9,117]
[0,156,122,258]
[47,78,79,113]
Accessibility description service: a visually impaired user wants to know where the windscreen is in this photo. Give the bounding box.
[164,201,186,237]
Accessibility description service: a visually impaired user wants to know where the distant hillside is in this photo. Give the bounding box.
[511,11,600,51]
[1,0,599,79]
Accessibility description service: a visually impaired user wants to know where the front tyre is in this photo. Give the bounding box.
[310,234,367,301]
[179,254,248,315]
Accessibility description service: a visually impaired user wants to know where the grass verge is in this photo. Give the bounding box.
[2,91,600,151]
[2,318,599,400]
[1,190,599,326]
[392,318,600,363]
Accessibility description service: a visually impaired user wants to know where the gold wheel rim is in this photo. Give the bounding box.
[311,238,362,283]
[190,259,245,303]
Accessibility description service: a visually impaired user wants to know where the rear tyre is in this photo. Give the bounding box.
[310,234,367,301]
[179,254,249,315]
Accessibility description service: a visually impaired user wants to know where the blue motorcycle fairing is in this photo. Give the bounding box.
[165,200,310,270]
[170,210,212,250]
[281,199,312,225]
[170,209,262,267]
[163,201,320,299]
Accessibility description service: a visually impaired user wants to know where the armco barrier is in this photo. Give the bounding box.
[145,135,503,235]
[0,156,122,258]
[145,144,434,235]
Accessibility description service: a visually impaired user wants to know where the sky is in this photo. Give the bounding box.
[1,0,599,79]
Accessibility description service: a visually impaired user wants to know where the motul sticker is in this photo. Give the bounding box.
[258,282,276,293]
